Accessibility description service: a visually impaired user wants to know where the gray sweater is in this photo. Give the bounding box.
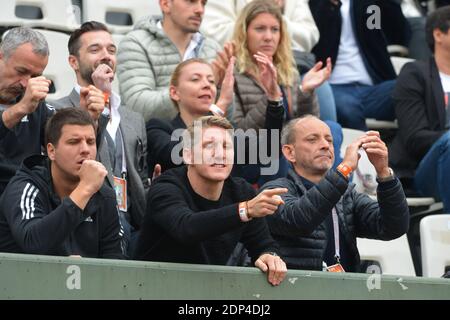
[117,17,221,122]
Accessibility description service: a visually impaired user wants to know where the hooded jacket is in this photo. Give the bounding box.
[117,16,221,122]
[0,155,124,258]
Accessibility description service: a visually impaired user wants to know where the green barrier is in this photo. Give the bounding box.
[0,253,449,299]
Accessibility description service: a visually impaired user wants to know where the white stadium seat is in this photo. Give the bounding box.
[37,29,76,100]
[0,0,79,32]
[420,214,450,278]
[357,235,416,276]
[82,0,161,34]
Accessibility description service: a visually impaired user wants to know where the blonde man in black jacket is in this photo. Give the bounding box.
[261,115,409,272]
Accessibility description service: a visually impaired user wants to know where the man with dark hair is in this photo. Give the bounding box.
[135,116,287,286]
[309,0,410,130]
[0,108,124,258]
[391,6,450,212]
[260,115,409,272]
[117,0,230,122]
[51,21,150,258]
[0,27,54,194]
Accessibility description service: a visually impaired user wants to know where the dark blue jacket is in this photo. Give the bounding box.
[261,169,409,271]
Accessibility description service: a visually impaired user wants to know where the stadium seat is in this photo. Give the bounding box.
[35,30,76,100]
[420,214,450,278]
[82,0,161,34]
[357,235,416,276]
[0,0,80,33]
[390,56,415,75]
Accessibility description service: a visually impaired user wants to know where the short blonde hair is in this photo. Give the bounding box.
[183,115,234,149]
[232,0,296,87]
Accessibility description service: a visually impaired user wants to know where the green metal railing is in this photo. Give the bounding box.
[0,253,449,299]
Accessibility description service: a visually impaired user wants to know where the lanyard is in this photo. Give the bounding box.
[331,207,340,263]
[117,127,127,179]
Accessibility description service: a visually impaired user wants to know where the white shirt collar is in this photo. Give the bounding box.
[156,20,204,61]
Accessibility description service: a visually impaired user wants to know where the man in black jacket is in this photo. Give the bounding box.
[0,27,106,196]
[261,115,409,272]
[135,116,287,286]
[309,0,410,130]
[0,108,124,258]
[0,27,54,195]
[391,6,450,212]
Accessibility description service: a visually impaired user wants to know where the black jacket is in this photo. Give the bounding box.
[309,0,407,84]
[134,166,279,264]
[0,101,54,194]
[390,58,446,177]
[261,169,409,271]
[0,155,124,258]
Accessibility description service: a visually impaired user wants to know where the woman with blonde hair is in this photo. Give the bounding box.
[231,0,340,183]
[232,0,331,131]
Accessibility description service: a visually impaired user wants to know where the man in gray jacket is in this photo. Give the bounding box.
[261,115,409,272]
[117,0,224,122]
[51,21,149,258]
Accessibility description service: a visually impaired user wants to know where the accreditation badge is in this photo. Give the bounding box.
[113,176,127,212]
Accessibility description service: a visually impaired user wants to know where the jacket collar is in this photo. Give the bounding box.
[429,56,447,129]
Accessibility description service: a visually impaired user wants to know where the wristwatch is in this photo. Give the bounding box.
[209,104,225,117]
[267,97,283,108]
[376,167,395,183]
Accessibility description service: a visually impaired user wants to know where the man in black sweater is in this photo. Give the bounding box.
[135,116,287,286]
[0,108,124,258]
[261,115,409,272]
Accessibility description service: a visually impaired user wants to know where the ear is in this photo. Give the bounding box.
[68,55,79,72]
[182,147,192,165]
[282,144,295,164]
[169,85,181,103]
[47,143,56,161]
[159,0,170,14]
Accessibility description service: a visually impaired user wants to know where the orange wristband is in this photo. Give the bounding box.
[336,163,352,179]
[103,92,110,105]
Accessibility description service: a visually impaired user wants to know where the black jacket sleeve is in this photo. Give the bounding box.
[240,217,280,263]
[96,189,125,259]
[262,170,349,236]
[147,181,249,245]
[352,178,409,240]
[2,180,91,254]
[393,62,445,159]
[146,118,183,173]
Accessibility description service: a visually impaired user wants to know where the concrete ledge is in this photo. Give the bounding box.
[0,253,449,300]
